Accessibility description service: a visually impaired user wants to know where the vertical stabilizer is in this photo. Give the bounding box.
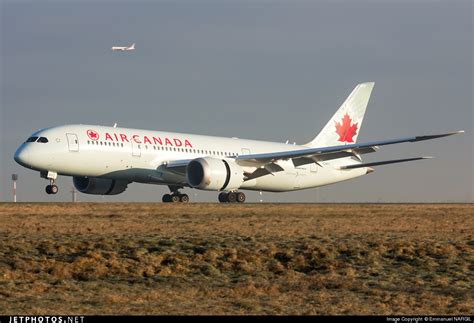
[306,82,374,147]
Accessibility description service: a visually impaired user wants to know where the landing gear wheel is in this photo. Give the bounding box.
[180,194,189,203]
[45,185,59,195]
[162,194,171,203]
[227,192,237,203]
[236,192,246,203]
[218,192,228,203]
[50,185,59,194]
[170,195,180,203]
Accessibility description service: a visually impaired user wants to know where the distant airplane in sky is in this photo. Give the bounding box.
[111,43,135,51]
[13,82,463,203]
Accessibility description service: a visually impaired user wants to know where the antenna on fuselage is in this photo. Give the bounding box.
[113,122,118,128]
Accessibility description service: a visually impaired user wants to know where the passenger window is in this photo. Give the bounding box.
[37,137,49,143]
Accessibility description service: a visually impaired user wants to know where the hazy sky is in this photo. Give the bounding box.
[1,0,472,203]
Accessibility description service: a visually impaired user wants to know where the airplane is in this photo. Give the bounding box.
[111,43,135,51]
[13,82,463,203]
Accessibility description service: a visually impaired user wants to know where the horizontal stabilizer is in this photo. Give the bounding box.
[338,157,433,170]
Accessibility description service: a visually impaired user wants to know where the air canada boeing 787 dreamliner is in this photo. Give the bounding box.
[14,82,463,203]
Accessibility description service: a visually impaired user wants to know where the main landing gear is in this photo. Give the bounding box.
[162,193,189,203]
[41,171,59,195]
[162,185,189,203]
[218,191,246,203]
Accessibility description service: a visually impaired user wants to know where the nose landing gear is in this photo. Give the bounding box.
[45,183,59,195]
[218,191,246,203]
[41,171,59,195]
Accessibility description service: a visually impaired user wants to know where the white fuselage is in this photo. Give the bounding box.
[14,124,367,192]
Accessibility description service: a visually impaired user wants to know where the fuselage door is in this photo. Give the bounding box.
[132,141,141,157]
[66,133,79,152]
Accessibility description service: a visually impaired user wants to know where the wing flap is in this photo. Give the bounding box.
[245,163,285,180]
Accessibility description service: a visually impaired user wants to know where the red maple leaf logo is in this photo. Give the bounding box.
[87,130,99,140]
[335,114,358,143]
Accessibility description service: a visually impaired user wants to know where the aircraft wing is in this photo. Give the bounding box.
[160,130,462,180]
[235,131,463,167]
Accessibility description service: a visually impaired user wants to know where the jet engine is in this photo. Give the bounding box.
[73,177,129,195]
[186,157,244,191]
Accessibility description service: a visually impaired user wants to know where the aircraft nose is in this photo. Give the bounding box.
[14,146,30,167]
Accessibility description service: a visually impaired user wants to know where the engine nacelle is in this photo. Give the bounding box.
[73,177,129,195]
[186,157,244,191]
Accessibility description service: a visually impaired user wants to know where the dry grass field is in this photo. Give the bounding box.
[0,203,472,315]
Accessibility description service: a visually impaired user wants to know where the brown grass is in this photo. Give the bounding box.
[0,203,472,315]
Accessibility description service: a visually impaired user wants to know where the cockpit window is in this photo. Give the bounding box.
[26,137,38,142]
[37,137,49,143]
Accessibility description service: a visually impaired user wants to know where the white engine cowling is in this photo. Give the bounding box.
[186,157,244,191]
[73,177,129,195]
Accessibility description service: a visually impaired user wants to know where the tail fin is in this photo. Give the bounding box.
[129,43,135,50]
[306,82,375,147]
